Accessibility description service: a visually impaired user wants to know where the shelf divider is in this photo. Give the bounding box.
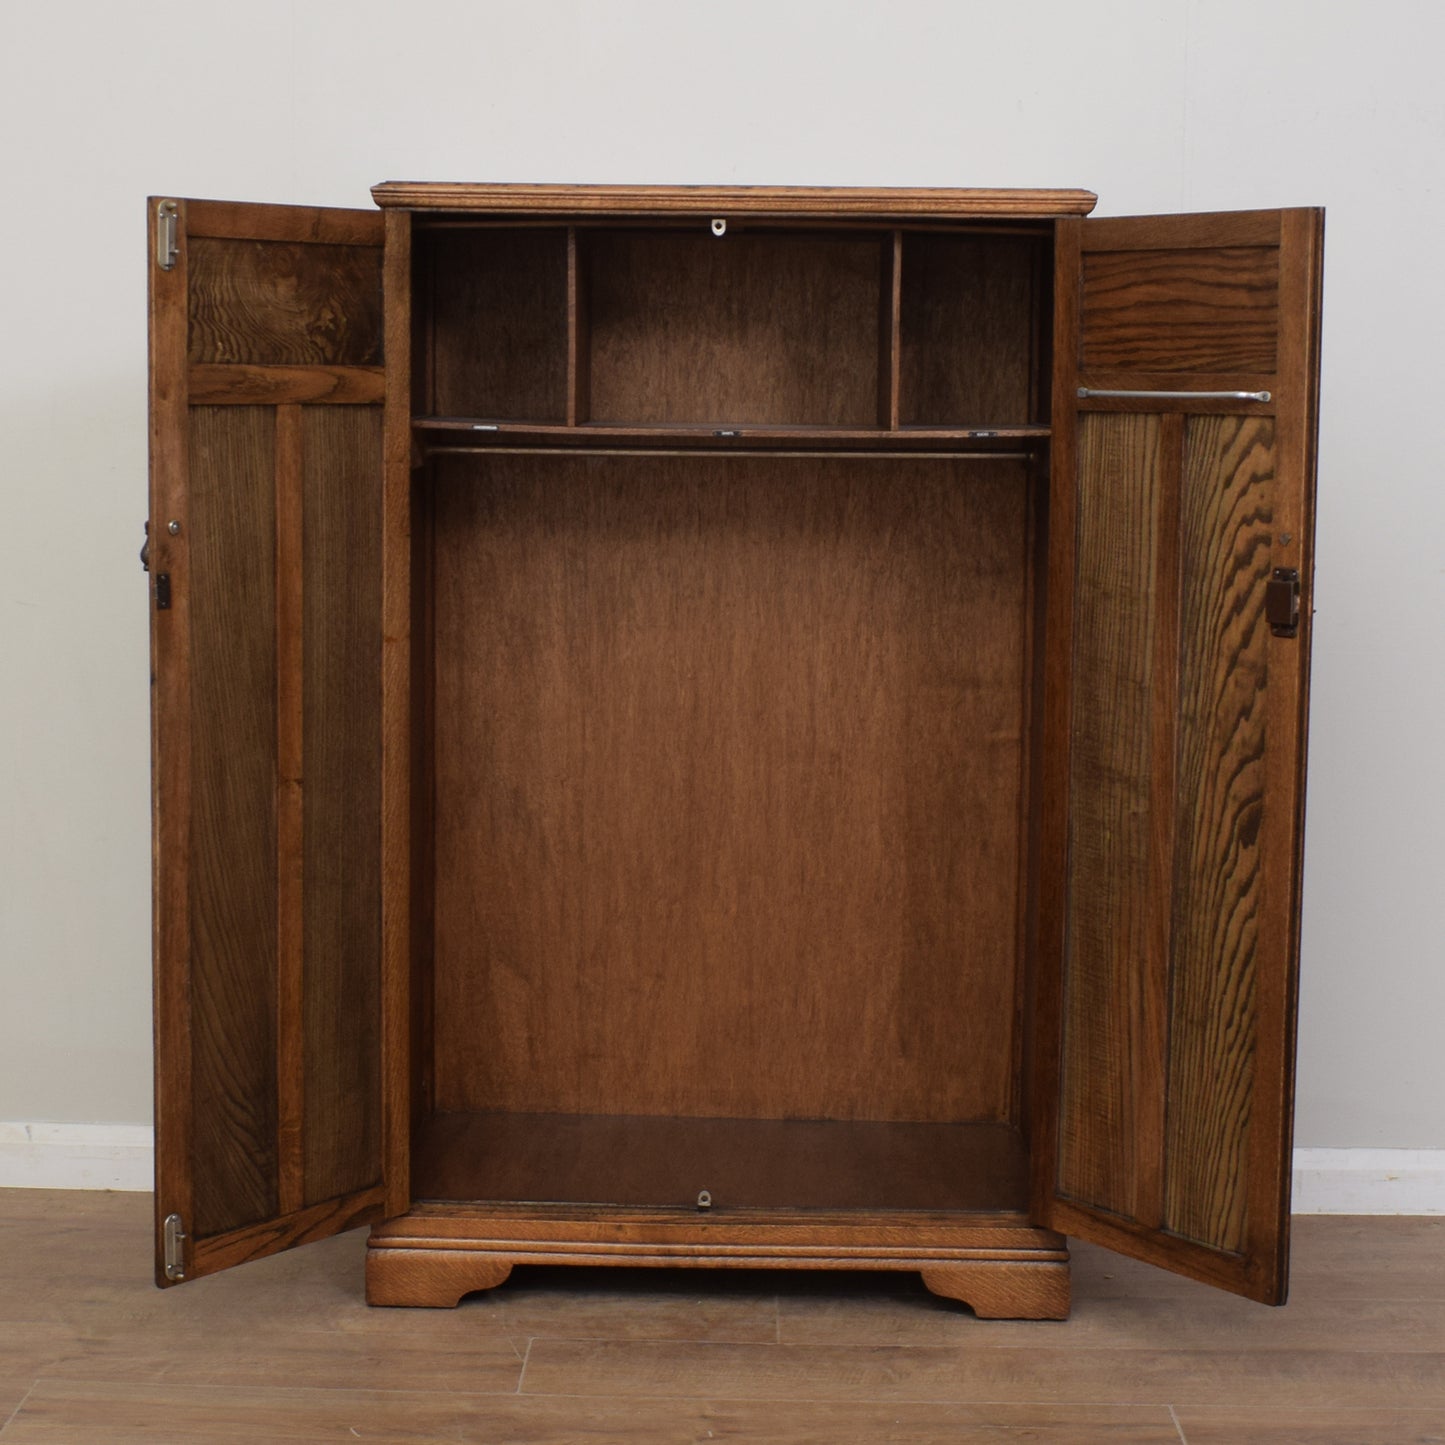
[566,226,591,426]
[879,229,903,430]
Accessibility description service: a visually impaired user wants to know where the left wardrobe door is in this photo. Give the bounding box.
[147,196,388,1285]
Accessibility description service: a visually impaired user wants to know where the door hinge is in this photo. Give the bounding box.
[163,1212,187,1280]
[1266,567,1300,637]
[156,200,178,271]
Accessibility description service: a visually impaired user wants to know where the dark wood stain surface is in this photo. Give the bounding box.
[1035,209,1321,1304]
[300,405,385,1207]
[186,405,279,1237]
[153,200,392,1280]
[585,232,882,425]
[153,190,1320,1311]
[428,454,1031,1125]
[1057,412,1161,1218]
[412,1114,1030,1213]
[426,227,569,420]
[899,235,1039,426]
[187,239,383,367]
[1164,415,1274,1253]
[1080,247,1280,373]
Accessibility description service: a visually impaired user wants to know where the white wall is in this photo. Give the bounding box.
[0,0,1440,1145]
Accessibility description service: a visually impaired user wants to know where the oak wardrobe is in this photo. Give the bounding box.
[146,183,1322,1318]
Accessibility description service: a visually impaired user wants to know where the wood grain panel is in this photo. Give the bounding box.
[426,227,569,419]
[586,232,881,425]
[412,1114,1028,1213]
[187,239,382,367]
[186,406,278,1237]
[899,234,1039,425]
[300,405,385,1206]
[1164,415,1275,1251]
[1057,413,1162,1217]
[429,454,1031,1124]
[1080,247,1279,373]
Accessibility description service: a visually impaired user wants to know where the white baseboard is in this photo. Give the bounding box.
[0,1126,1441,1212]
[0,1122,154,1192]
[1290,1148,1445,1215]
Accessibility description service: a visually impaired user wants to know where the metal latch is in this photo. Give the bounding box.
[156,201,178,271]
[1265,568,1301,637]
[163,1212,187,1280]
[155,573,171,610]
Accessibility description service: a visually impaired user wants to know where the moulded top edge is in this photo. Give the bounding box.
[369,182,1098,219]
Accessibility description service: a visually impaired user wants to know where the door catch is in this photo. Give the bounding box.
[1266,568,1300,637]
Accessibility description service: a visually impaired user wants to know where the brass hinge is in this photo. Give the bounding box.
[156,200,178,271]
[1266,567,1301,638]
[163,1212,187,1280]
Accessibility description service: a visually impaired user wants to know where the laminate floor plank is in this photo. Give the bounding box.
[0,1194,778,1344]
[0,1328,74,1386]
[0,1382,34,1436]
[0,1383,1180,1444]
[1173,1406,1445,1444]
[34,1325,525,1397]
[1,1192,1442,1441]
[777,1266,1445,1350]
[519,1337,1445,1408]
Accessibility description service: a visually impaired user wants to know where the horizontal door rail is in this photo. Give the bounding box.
[1077,387,1271,403]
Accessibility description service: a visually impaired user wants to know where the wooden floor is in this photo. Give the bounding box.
[1,1192,1442,1442]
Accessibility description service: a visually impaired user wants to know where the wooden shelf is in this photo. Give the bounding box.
[413,418,1049,453]
[412,1113,1030,1214]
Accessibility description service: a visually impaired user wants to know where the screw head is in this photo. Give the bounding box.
[167,520,181,535]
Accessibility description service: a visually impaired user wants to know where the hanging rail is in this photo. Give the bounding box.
[1077,387,1271,403]
[418,446,1036,461]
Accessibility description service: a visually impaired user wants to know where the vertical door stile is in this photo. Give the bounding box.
[149,195,195,1283]
[381,206,415,1220]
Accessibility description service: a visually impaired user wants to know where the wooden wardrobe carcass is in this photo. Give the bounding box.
[146,184,1322,1318]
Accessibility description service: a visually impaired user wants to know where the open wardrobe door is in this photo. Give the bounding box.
[1034,208,1324,1302]
[147,197,388,1283]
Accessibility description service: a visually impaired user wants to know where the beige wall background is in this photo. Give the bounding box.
[0,0,1440,1147]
